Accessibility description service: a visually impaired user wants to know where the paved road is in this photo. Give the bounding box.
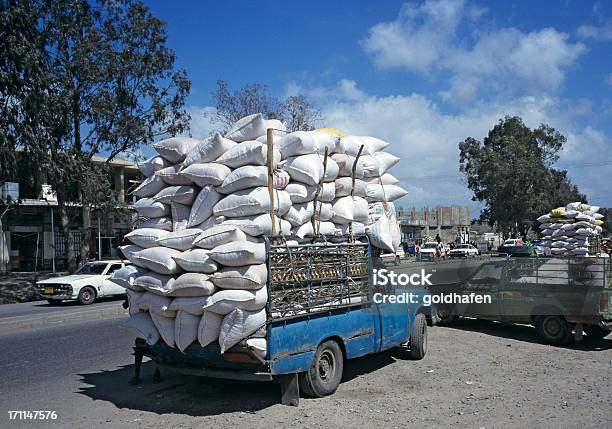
[0,313,609,429]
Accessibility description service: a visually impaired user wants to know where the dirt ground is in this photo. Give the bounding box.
[69,319,611,429]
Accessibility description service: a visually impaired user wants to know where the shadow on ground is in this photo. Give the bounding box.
[77,348,406,416]
[441,318,612,351]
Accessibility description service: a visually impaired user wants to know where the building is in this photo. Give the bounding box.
[397,206,471,244]
[0,156,141,272]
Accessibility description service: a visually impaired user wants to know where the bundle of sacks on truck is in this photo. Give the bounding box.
[537,202,605,256]
[111,113,406,357]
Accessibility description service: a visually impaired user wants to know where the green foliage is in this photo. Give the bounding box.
[459,116,586,237]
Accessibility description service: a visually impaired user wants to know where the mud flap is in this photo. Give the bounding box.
[276,374,300,406]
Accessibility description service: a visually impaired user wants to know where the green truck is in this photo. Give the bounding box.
[430,257,612,344]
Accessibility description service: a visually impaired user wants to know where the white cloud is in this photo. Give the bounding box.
[576,19,612,41]
[362,0,586,101]
[184,105,221,139]
[313,80,612,209]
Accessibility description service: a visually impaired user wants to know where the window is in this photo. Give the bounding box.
[106,264,123,275]
[75,262,107,275]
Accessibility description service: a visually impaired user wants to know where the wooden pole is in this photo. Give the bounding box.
[311,147,329,236]
[349,145,365,240]
[266,128,276,238]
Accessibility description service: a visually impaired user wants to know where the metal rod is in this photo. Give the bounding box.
[50,205,55,273]
[266,128,276,238]
[98,212,102,261]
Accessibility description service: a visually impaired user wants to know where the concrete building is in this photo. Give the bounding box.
[397,206,471,244]
[0,156,141,272]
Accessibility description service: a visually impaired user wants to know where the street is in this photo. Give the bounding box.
[0,294,610,429]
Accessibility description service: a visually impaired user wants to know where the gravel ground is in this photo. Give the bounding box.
[15,319,606,429]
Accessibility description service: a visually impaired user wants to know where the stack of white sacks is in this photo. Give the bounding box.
[111,113,407,356]
[537,202,605,256]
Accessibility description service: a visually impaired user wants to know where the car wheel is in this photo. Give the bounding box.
[299,340,344,398]
[78,286,97,305]
[409,313,427,360]
[584,325,611,340]
[46,299,62,305]
[535,315,572,345]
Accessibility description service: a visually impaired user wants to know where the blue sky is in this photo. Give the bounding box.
[145,0,612,213]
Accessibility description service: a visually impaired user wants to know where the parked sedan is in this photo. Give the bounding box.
[449,243,480,258]
[36,260,127,305]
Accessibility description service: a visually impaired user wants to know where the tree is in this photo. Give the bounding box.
[459,116,585,238]
[210,80,322,133]
[1,0,190,271]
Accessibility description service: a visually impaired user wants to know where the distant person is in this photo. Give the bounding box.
[415,243,421,261]
[435,233,441,244]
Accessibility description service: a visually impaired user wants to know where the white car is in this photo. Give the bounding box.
[36,260,128,305]
[449,243,480,258]
[419,242,447,259]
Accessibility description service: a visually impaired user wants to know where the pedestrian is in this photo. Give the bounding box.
[415,242,421,261]
[435,233,441,244]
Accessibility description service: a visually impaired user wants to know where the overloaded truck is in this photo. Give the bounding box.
[129,239,429,406]
[430,256,612,344]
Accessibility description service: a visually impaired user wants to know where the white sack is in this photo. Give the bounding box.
[183,133,236,166]
[219,308,267,353]
[179,163,231,187]
[133,198,170,218]
[222,214,292,236]
[174,311,200,352]
[173,249,218,273]
[123,312,160,345]
[140,292,175,316]
[153,137,200,163]
[218,165,268,194]
[140,217,173,231]
[188,186,222,228]
[225,113,267,142]
[246,338,267,360]
[137,155,170,177]
[119,244,145,267]
[366,215,394,252]
[335,177,367,197]
[293,221,336,238]
[171,202,191,231]
[284,202,314,226]
[133,175,166,198]
[156,228,203,251]
[132,247,183,275]
[365,184,408,202]
[278,131,336,158]
[337,135,389,156]
[171,273,216,296]
[331,153,364,178]
[213,187,291,218]
[133,271,176,293]
[167,296,209,316]
[283,154,327,186]
[217,140,281,168]
[372,152,400,175]
[366,173,399,185]
[125,228,171,249]
[153,186,197,205]
[336,222,366,236]
[204,287,268,315]
[126,289,145,315]
[192,224,247,249]
[209,242,266,267]
[155,165,193,186]
[285,182,335,203]
[198,311,223,347]
[331,196,355,223]
[110,265,148,290]
[150,311,175,347]
[211,264,267,290]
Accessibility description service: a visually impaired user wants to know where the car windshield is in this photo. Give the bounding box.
[75,262,107,275]
[457,245,471,249]
[504,240,516,245]
[423,243,438,249]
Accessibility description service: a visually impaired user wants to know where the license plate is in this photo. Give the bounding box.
[44,287,54,294]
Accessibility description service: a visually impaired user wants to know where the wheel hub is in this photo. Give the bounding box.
[318,351,335,382]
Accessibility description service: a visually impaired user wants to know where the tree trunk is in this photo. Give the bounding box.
[80,204,91,264]
[57,191,76,273]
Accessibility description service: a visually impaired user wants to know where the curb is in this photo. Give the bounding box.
[0,305,128,332]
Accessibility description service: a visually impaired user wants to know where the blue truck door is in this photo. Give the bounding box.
[376,286,411,350]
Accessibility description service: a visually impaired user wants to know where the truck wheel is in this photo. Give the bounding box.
[535,315,572,345]
[299,340,343,398]
[78,286,97,305]
[409,313,427,359]
[435,304,457,325]
[46,299,62,305]
[584,325,611,340]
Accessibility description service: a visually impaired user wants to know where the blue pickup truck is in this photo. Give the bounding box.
[131,240,430,406]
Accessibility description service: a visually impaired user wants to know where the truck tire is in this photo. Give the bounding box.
[409,313,427,360]
[46,299,62,305]
[299,340,343,398]
[535,315,572,345]
[435,304,458,325]
[584,325,611,340]
[78,286,97,305]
